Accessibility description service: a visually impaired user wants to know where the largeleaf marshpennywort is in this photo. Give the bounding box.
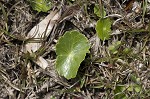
[96,18,112,40]
[56,30,90,79]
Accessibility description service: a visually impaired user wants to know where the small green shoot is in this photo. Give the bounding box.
[108,41,121,54]
[114,85,127,99]
[56,30,90,79]
[134,84,141,93]
[123,48,132,55]
[127,84,141,93]
[28,0,52,12]
[142,0,148,21]
[94,4,106,18]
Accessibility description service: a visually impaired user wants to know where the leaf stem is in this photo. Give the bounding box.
[98,0,104,18]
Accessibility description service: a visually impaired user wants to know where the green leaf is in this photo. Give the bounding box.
[108,41,121,54]
[96,18,111,40]
[56,30,90,79]
[114,93,127,99]
[29,0,51,12]
[123,48,132,54]
[94,4,106,18]
[127,85,134,92]
[114,85,126,94]
[114,85,127,99]
[127,84,141,93]
[134,84,141,93]
[130,74,138,83]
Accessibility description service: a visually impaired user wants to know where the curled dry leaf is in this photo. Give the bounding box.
[23,9,61,69]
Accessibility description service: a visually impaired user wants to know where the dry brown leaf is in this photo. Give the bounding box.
[23,9,60,69]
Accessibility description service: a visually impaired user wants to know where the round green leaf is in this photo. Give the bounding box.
[29,0,51,12]
[56,30,90,79]
[96,18,112,40]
